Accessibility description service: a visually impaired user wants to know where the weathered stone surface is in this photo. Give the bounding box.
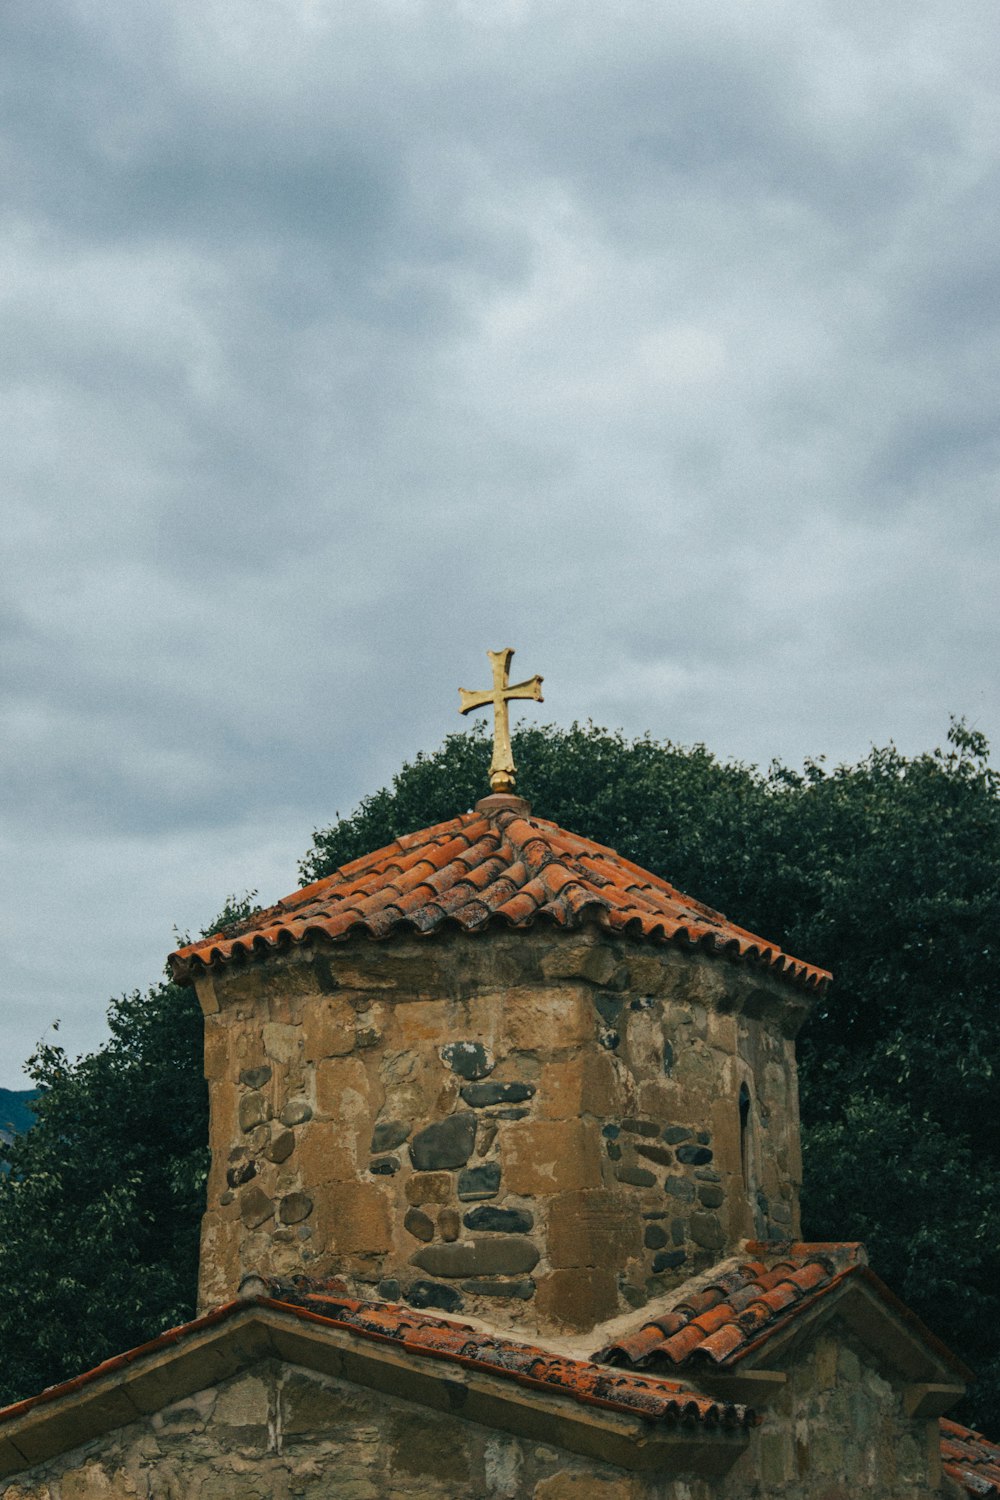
[407,1279,463,1312]
[370,1119,410,1152]
[535,1472,634,1499]
[315,1055,378,1129]
[279,1099,312,1126]
[460,1080,535,1107]
[539,938,618,985]
[369,1155,399,1175]
[404,1207,434,1242]
[409,1112,477,1171]
[539,1052,618,1120]
[676,1143,713,1165]
[689,1211,725,1249]
[652,1248,687,1272]
[412,1236,539,1277]
[405,1171,453,1205]
[457,1162,501,1200]
[295,1121,357,1185]
[278,1192,313,1225]
[440,1040,493,1079]
[536,1267,618,1330]
[227,1158,256,1188]
[438,1207,461,1241]
[316,1181,391,1254]
[238,1092,269,1132]
[635,1142,673,1166]
[622,1117,658,1136]
[302,995,356,1061]
[614,1164,656,1188]
[239,1065,272,1089]
[548,1190,641,1270]
[644,1223,668,1249]
[501,985,594,1052]
[502,1119,601,1196]
[698,1183,725,1208]
[664,1175,695,1200]
[239,1185,274,1229]
[264,1128,295,1164]
[262,1021,299,1064]
[463,1205,534,1234]
[462,1278,535,1299]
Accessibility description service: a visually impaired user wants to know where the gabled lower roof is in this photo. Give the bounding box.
[594,1242,971,1382]
[170,797,830,993]
[0,1286,755,1483]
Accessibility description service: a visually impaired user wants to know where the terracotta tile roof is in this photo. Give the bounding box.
[0,1286,755,1438]
[263,1278,755,1427]
[942,1418,1000,1496]
[170,799,830,993]
[593,1242,968,1377]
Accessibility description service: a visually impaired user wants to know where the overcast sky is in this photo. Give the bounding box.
[2,0,998,1089]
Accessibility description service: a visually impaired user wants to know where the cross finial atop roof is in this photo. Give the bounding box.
[458,647,543,795]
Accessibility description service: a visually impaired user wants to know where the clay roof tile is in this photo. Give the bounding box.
[170,805,831,993]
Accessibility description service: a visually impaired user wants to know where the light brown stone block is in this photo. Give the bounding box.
[502,1120,602,1196]
[295,1121,358,1185]
[316,1181,392,1255]
[302,995,357,1061]
[547,1190,642,1269]
[535,1267,618,1331]
[501,986,594,1052]
[538,1052,619,1119]
[405,1172,452,1205]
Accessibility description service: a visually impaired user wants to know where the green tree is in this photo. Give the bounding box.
[0,895,254,1407]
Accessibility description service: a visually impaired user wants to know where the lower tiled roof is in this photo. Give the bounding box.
[594,1243,866,1369]
[593,1241,969,1380]
[267,1278,754,1428]
[0,1284,754,1439]
[942,1418,1000,1497]
[169,800,830,993]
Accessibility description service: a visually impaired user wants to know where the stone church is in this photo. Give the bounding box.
[1,658,998,1497]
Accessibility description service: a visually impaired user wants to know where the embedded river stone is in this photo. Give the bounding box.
[278,1192,313,1225]
[407,1280,463,1313]
[412,1236,540,1277]
[457,1162,501,1200]
[409,1112,477,1171]
[464,1205,534,1234]
[440,1041,494,1080]
[662,1125,692,1143]
[676,1144,713,1165]
[371,1119,410,1153]
[280,1100,312,1127]
[459,1081,536,1107]
[615,1164,656,1187]
[462,1279,535,1299]
[404,1208,434,1243]
[239,1092,269,1132]
[239,1066,272,1089]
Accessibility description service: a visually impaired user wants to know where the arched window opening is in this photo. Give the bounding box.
[739,1082,752,1189]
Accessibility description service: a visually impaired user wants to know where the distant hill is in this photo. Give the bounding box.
[0,1088,39,1144]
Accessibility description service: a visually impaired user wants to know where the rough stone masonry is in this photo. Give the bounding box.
[193,925,808,1335]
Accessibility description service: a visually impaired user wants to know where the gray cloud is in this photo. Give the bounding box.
[1,0,998,1084]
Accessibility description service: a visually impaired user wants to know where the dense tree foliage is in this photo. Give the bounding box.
[2,721,998,1430]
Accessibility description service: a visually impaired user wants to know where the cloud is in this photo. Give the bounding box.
[1,0,998,1082]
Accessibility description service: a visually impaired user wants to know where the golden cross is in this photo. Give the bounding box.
[459,648,543,795]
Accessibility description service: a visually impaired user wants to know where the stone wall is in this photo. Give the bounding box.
[195,926,809,1333]
[723,1326,946,1500]
[0,1331,947,1500]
